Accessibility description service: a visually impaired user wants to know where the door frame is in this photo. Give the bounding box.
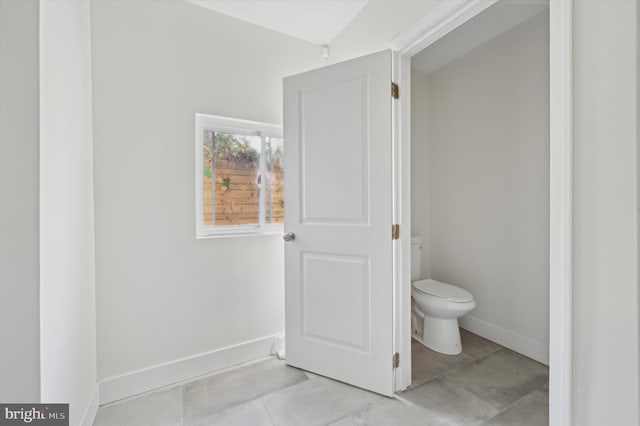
[389,1,573,425]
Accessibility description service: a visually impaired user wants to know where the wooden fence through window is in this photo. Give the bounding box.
[203,159,284,226]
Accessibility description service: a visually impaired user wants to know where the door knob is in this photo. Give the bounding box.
[283,232,295,242]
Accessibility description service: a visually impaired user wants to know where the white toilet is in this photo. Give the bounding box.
[411,237,476,355]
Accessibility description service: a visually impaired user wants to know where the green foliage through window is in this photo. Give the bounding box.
[212,132,259,163]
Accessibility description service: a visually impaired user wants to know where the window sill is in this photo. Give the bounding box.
[196,228,283,240]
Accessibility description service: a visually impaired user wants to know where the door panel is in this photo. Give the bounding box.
[300,77,369,224]
[302,253,370,352]
[283,50,393,396]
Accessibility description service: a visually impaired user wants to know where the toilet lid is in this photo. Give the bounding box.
[412,279,473,303]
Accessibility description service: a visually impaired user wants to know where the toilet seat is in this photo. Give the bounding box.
[412,279,473,303]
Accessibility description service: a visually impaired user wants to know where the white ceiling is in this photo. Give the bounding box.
[412,0,548,74]
[185,0,369,46]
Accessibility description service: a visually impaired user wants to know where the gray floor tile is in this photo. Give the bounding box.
[539,382,549,398]
[184,399,273,426]
[183,358,307,423]
[94,386,182,426]
[327,415,367,426]
[411,339,475,386]
[263,376,382,426]
[482,389,549,426]
[93,338,548,426]
[460,329,503,359]
[401,376,499,425]
[442,349,549,411]
[329,397,463,426]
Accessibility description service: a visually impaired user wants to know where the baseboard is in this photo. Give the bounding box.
[99,334,282,405]
[459,315,549,365]
[79,384,99,426]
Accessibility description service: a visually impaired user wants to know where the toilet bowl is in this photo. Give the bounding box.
[411,278,475,355]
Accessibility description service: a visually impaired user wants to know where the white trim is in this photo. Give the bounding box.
[548,1,573,425]
[79,384,100,426]
[259,136,266,228]
[391,51,413,393]
[196,228,283,240]
[391,1,572,424]
[389,0,498,57]
[195,113,282,138]
[459,316,549,365]
[98,334,281,405]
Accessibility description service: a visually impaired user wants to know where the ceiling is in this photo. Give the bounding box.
[185,0,369,46]
[412,0,548,74]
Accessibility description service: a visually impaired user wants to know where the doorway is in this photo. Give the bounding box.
[392,0,572,424]
[406,1,550,422]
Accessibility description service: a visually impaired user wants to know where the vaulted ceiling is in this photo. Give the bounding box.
[185,0,370,46]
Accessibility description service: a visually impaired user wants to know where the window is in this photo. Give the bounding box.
[195,114,284,238]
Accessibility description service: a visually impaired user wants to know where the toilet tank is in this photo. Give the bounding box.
[411,236,424,281]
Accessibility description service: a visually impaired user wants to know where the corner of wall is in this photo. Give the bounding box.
[79,385,99,426]
[0,0,42,403]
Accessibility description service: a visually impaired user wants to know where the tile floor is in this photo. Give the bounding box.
[94,330,548,426]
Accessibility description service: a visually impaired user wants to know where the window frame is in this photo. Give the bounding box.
[195,113,284,239]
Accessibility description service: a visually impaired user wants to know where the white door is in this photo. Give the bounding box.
[283,50,394,396]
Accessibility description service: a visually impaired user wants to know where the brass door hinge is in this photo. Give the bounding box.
[392,224,400,240]
[391,82,399,99]
[393,352,400,369]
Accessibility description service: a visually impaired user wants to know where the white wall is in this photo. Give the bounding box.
[91,0,322,394]
[0,0,41,402]
[410,69,431,278]
[412,11,550,362]
[573,1,639,424]
[39,1,98,424]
